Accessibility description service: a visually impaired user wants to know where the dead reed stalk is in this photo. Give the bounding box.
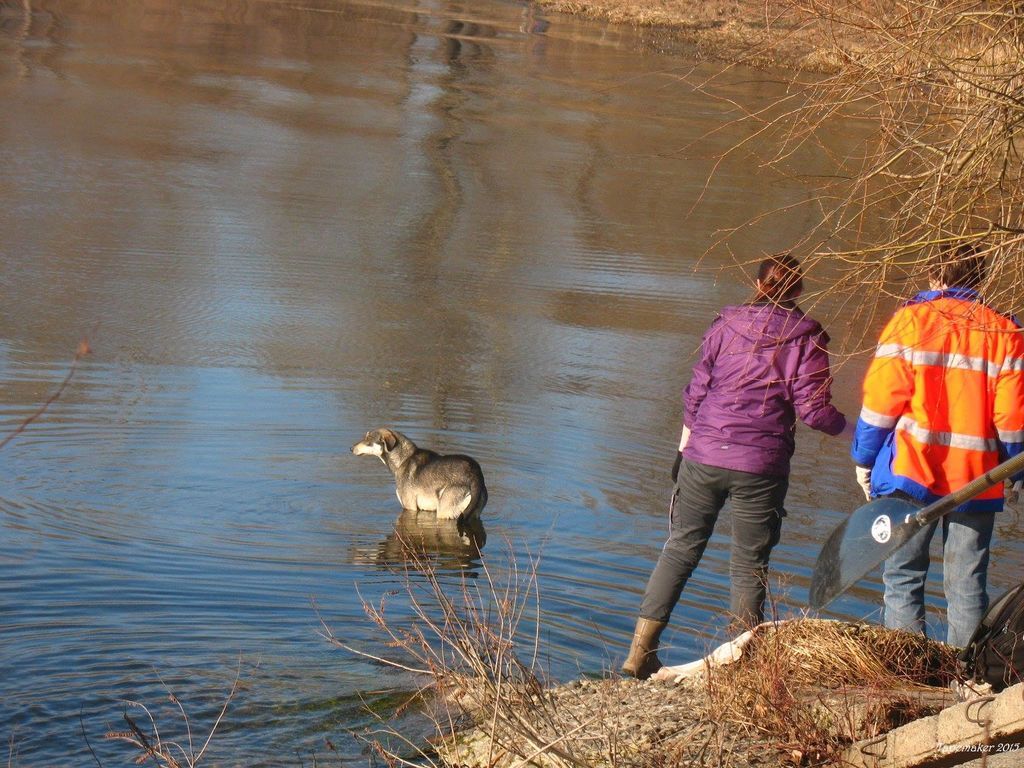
[683,1,1024,349]
[103,664,243,768]
[323,538,709,768]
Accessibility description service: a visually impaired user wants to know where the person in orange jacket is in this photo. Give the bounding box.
[851,243,1024,646]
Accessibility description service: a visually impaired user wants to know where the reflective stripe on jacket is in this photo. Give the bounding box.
[851,288,1024,512]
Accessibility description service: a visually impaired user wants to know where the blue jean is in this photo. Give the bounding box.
[639,460,788,629]
[882,509,995,647]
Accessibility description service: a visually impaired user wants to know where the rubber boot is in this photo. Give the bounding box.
[621,617,667,679]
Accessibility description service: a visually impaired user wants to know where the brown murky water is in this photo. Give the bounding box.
[3,0,1023,764]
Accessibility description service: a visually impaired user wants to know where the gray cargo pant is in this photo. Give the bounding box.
[639,459,788,629]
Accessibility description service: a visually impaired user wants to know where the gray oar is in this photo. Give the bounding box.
[809,451,1024,609]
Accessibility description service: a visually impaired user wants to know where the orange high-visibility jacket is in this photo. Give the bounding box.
[851,288,1024,512]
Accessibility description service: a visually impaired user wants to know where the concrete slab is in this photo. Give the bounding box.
[958,752,1021,768]
[841,683,1024,768]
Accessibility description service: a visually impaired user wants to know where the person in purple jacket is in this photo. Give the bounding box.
[622,254,848,679]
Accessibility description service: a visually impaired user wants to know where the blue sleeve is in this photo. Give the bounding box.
[851,418,891,468]
[999,440,1024,484]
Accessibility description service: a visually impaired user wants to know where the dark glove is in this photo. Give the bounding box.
[671,451,683,484]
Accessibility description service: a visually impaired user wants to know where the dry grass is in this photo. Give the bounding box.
[729,620,957,691]
[328,541,960,768]
[536,0,849,71]
[103,665,244,768]
[538,0,756,29]
[700,619,958,763]
[319,538,572,768]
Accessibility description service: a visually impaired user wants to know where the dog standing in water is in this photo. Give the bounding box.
[351,428,488,520]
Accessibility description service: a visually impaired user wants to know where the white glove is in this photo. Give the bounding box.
[855,466,872,501]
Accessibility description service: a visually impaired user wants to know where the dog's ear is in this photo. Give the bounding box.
[379,428,398,452]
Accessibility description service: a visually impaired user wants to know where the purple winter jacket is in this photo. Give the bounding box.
[682,302,847,477]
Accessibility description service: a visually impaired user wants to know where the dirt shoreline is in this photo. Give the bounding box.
[433,620,965,768]
[535,0,848,71]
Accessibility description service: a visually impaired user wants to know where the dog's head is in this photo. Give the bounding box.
[351,428,399,457]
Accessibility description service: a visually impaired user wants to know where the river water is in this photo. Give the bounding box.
[3,0,1024,765]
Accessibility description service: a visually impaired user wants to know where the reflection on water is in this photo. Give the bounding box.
[353,509,487,571]
[4,0,1024,765]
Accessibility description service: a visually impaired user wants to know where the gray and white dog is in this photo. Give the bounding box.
[351,428,488,520]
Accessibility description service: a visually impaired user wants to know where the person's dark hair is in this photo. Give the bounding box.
[927,243,987,289]
[753,253,804,304]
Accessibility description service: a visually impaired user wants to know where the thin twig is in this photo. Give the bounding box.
[0,335,93,451]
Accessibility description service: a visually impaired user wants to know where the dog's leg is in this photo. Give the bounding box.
[437,486,474,520]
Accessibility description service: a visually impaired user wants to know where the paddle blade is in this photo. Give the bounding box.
[809,497,923,610]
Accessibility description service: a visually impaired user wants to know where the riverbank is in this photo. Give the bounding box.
[428,619,963,767]
[536,0,853,71]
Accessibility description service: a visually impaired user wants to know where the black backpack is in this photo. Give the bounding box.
[959,582,1024,692]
